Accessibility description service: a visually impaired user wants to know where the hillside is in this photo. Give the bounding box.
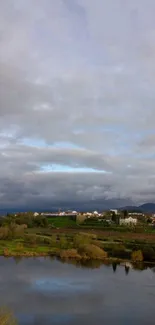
[120,203,155,213]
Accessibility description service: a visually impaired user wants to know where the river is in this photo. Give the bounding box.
[0,257,155,325]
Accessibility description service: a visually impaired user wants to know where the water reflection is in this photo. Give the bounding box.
[55,257,155,274]
[125,265,129,275]
[11,256,155,274]
[112,262,117,273]
[58,258,105,269]
[0,257,155,325]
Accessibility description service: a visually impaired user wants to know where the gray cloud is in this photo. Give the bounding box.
[0,0,155,211]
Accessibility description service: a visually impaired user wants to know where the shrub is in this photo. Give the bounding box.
[142,247,155,261]
[73,234,91,248]
[3,248,9,257]
[78,244,108,260]
[111,245,128,259]
[13,225,27,238]
[59,236,68,249]
[76,214,87,224]
[131,250,143,262]
[0,307,17,325]
[0,227,9,240]
[50,235,57,247]
[16,243,23,251]
[24,234,37,245]
[60,249,81,259]
[43,237,51,245]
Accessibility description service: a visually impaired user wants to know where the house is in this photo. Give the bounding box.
[33,212,39,217]
[110,209,118,215]
[128,212,144,216]
[59,212,65,216]
[85,212,93,218]
[120,217,137,226]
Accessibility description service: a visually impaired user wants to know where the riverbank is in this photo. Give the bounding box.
[1,248,155,274]
[0,225,155,262]
[0,238,154,264]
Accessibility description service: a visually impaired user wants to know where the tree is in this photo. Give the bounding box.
[123,210,128,217]
[112,212,117,223]
[0,307,17,325]
[76,214,86,224]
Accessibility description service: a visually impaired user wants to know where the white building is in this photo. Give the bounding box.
[128,212,144,216]
[33,212,39,217]
[120,217,137,226]
[110,209,118,215]
[84,212,93,218]
[59,212,65,216]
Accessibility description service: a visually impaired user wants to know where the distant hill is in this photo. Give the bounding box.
[120,203,155,213]
[139,203,155,213]
[119,206,143,213]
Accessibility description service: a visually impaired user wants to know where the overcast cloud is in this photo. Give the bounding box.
[0,0,155,211]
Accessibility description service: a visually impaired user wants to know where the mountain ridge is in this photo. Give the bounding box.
[119,203,155,213]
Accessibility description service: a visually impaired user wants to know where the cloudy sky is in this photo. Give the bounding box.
[0,0,155,211]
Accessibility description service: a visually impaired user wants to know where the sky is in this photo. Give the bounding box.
[1,0,155,211]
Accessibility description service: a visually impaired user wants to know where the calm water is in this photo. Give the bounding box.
[0,257,155,325]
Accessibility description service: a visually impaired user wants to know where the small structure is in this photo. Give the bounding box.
[110,209,118,215]
[84,212,93,218]
[128,212,144,216]
[59,212,65,216]
[120,217,137,226]
[33,212,39,217]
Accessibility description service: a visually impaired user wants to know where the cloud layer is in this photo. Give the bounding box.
[1,0,155,211]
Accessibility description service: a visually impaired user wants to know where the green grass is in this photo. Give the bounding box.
[0,228,155,261]
[47,216,77,228]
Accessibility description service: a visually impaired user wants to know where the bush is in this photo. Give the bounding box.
[73,234,91,248]
[76,214,87,224]
[131,250,143,262]
[59,236,68,249]
[142,247,155,261]
[0,307,17,325]
[43,237,51,245]
[78,244,108,260]
[13,225,27,238]
[0,227,9,239]
[24,234,37,245]
[50,235,57,247]
[16,243,23,252]
[60,249,81,259]
[3,248,9,257]
[111,245,128,259]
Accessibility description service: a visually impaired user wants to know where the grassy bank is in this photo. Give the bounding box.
[0,230,155,262]
[1,213,155,262]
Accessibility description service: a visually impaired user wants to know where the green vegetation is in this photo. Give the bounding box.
[0,307,17,325]
[48,216,76,228]
[0,212,155,262]
[131,250,144,262]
